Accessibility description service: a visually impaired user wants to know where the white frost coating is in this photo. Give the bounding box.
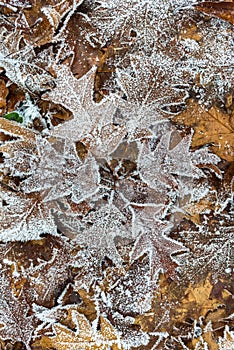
[44,65,116,143]
[0,2,232,331]
[0,185,58,241]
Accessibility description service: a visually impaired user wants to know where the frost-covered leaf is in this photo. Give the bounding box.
[75,204,130,266]
[24,241,76,307]
[34,311,123,350]
[138,131,219,191]
[84,123,126,160]
[115,54,189,135]
[0,274,35,350]
[179,216,234,279]
[108,258,152,316]
[43,65,116,143]
[89,0,195,54]
[131,208,186,279]
[218,326,234,350]
[0,186,58,241]
[21,138,100,204]
[0,28,55,94]
[107,312,150,348]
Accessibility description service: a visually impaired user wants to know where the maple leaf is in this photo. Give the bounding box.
[137,131,219,191]
[130,206,186,279]
[34,311,123,350]
[75,204,130,266]
[43,65,116,143]
[0,185,58,241]
[174,99,234,162]
[0,273,35,350]
[115,54,189,135]
[21,138,100,204]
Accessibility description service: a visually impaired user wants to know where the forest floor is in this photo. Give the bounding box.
[0,1,233,349]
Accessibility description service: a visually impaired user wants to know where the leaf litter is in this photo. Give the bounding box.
[0,0,233,349]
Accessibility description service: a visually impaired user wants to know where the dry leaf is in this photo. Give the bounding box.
[34,312,123,350]
[0,79,8,113]
[174,275,223,322]
[195,2,234,25]
[174,99,234,161]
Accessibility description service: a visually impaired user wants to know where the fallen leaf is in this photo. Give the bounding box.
[174,275,223,322]
[195,2,234,25]
[173,99,234,161]
[34,311,123,350]
[0,79,8,113]
[218,325,234,349]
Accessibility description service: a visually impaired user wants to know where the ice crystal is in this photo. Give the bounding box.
[0,0,233,348]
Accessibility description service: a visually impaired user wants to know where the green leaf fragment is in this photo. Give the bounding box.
[3,112,23,123]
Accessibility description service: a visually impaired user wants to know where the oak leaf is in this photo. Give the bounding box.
[174,100,234,162]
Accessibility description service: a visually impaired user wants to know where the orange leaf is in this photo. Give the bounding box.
[195,2,234,25]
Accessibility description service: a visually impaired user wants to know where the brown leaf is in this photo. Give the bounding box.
[173,99,234,161]
[0,79,8,113]
[173,275,223,322]
[34,312,123,350]
[195,2,234,25]
[58,13,102,79]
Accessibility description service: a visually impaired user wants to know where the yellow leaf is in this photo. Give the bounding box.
[174,100,234,162]
[174,275,223,322]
